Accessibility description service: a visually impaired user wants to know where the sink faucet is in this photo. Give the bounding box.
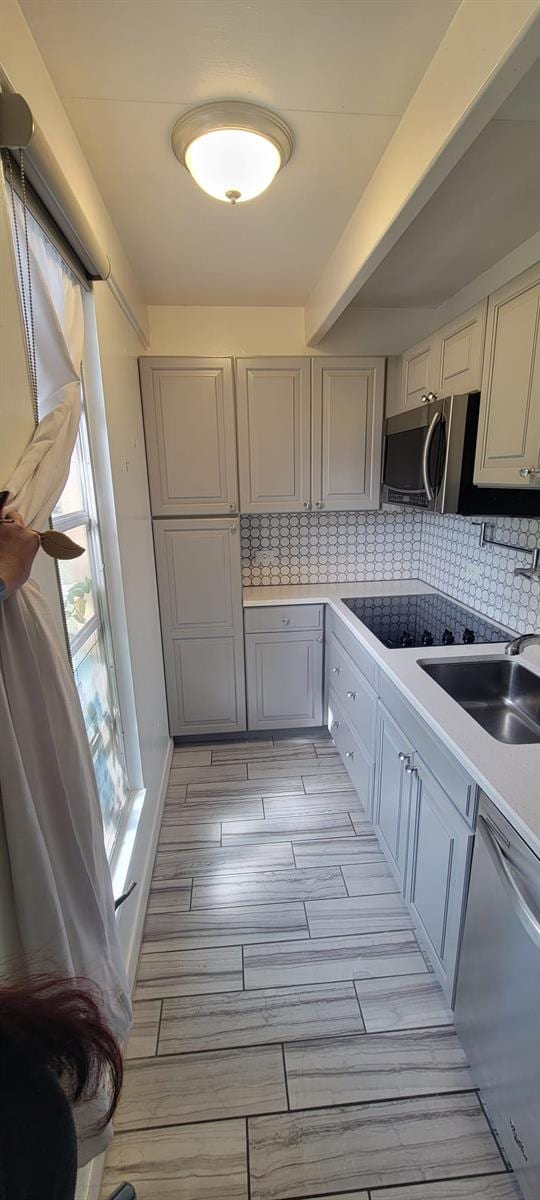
[505,633,540,656]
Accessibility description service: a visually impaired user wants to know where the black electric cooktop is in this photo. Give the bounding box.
[342,593,509,649]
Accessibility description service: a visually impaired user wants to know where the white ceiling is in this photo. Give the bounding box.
[19,0,459,305]
[352,56,540,309]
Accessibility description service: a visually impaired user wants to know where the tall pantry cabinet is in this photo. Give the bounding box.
[140,357,246,735]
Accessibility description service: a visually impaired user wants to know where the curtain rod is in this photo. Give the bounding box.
[0,87,111,281]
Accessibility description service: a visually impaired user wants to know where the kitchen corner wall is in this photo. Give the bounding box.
[241,509,540,634]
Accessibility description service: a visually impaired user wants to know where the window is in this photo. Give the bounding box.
[53,391,130,858]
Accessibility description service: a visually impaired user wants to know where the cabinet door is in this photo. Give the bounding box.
[236,358,311,512]
[140,357,238,515]
[153,518,246,734]
[474,265,540,487]
[246,631,323,729]
[311,357,384,511]
[373,705,414,890]
[406,755,474,1003]
[438,301,487,396]
[400,338,439,409]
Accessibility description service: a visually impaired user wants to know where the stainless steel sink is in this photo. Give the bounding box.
[419,656,540,744]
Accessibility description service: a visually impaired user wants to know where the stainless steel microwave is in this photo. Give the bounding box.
[383,392,540,516]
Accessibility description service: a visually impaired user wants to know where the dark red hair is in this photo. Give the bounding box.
[0,975,123,1128]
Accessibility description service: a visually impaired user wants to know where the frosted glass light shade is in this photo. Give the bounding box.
[185,128,281,203]
[172,102,293,205]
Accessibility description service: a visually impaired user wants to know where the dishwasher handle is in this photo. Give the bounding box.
[479,814,540,951]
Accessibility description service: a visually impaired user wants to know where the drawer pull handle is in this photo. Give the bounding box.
[347,690,356,700]
[281,616,290,624]
[345,750,354,760]
[332,666,340,674]
[405,764,417,776]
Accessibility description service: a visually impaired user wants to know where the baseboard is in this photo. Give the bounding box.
[118,739,173,990]
[75,740,173,1199]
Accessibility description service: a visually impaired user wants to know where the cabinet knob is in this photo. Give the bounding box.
[398,752,410,766]
[315,500,322,508]
[317,636,323,643]
[229,503,236,510]
[405,764,417,776]
[347,690,356,700]
[345,750,354,759]
[426,392,438,402]
[332,720,340,730]
[230,524,237,533]
[303,500,310,509]
[519,466,540,478]
[332,666,340,674]
[420,395,428,403]
[281,615,290,624]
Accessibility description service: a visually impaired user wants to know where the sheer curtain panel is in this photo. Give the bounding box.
[0,175,131,1164]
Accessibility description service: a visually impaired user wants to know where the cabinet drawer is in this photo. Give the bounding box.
[326,632,377,756]
[378,673,477,824]
[327,609,378,688]
[328,688,374,810]
[244,604,324,634]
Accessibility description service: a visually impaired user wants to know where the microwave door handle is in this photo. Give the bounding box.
[479,815,540,951]
[422,411,441,501]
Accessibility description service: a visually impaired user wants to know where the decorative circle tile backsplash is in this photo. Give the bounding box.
[241,510,540,634]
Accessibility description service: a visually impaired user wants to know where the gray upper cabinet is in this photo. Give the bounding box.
[153,517,246,735]
[399,337,439,411]
[140,357,238,515]
[236,357,311,512]
[311,357,384,510]
[474,265,540,487]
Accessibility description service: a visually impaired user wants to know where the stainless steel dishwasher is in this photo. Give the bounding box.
[455,792,540,1199]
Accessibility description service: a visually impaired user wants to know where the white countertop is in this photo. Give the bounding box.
[243,580,540,855]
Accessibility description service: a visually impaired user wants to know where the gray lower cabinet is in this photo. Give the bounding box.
[407,753,474,1004]
[153,517,246,735]
[245,606,324,730]
[374,705,415,893]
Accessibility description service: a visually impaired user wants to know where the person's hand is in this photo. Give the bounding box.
[0,510,40,598]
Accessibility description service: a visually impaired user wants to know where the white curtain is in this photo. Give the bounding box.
[0,187,131,1163]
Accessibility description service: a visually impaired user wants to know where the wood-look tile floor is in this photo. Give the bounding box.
[102,733,522,1200]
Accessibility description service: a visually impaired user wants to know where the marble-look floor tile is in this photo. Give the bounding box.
[169,762,248,785]
[263,790,361,817]
[171,749,212,766]
[115,1043,287,1130]
[351,811,374,834]
[248,1092,503,1200]
[124,1000,162,1059]
[284,1027,471,1109]
[341,861,399,896]
[303,772,354,793]
[147,883,192,915]
[374,1177,520,1199]
[158,821,221,848]
[135,946,243,1000]
[305,894,414,937]
[152,842,295,884]
[158,981,365,1054]
[142,901,308,951]
[101,1118,248,1199]
[163,798,265,823]
[295,1194,368,1200]
[293,837,384,868]
[191,866,347,909]
[244,931,428,989]
[222,813,355,845]
[354,973,452,1032]
[248,757,343,779]
[212,744,317,764]
[186,777,305,799]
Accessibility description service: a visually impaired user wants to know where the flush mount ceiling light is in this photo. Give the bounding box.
[171,101,293,204]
